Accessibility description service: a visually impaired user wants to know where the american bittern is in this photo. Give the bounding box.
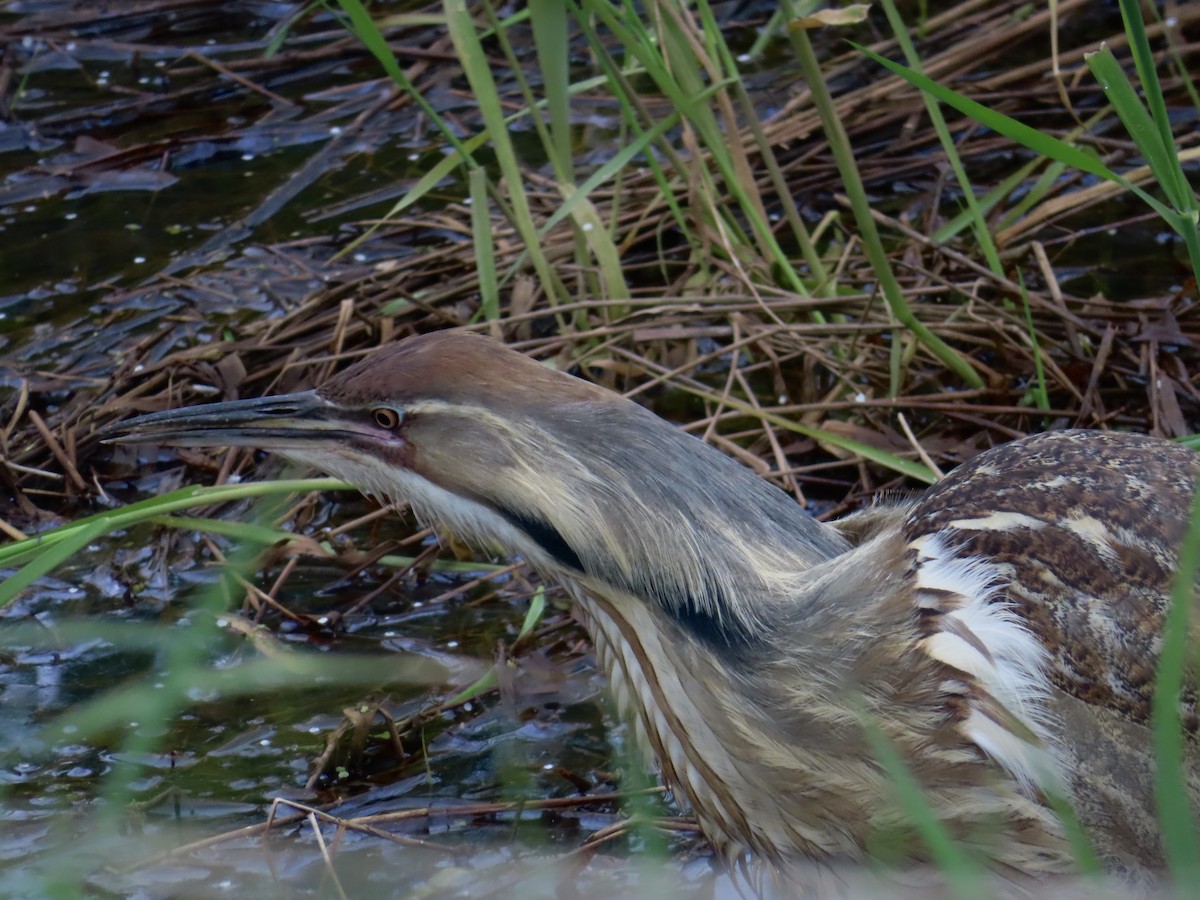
[108,330,1199,883]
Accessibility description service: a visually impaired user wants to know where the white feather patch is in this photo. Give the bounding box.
[911,533,1062,794]
[964,709,1061,793]
[1061,513,1118,561]
[946,511,1046,533]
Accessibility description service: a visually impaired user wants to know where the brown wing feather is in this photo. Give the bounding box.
[902,429,1199,731]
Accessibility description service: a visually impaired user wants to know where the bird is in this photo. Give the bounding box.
[106,329,1199,886]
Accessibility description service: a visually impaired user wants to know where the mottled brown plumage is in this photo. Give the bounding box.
[902,431,1200,869]
[907,431,1197,730]
[107,330,1200,886]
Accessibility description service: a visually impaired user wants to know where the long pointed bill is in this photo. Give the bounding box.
[101,391,358,450]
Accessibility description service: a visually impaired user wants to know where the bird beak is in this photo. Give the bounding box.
[101,390,350,450]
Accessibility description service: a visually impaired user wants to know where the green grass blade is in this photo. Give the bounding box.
[0,479,346,570]
[529,0,573,179]
[1117,0,1185,193]
[265,1,319,56]
[861,718,982,896]
[789,23,982,390]
[853,43,1181,226]
[445,586,545,705]
[577,0,809,296]
[376,553,509,574]
[344,130,492,262]
[470,166,501,321]
[1084,46,1189,212]
[1041,787,1104,876]
[1153,481,1200,885]
[516,585,546,641]
[1018,273,1049,412]
[692,0,831,294]
[933,157,1040,242]
[0,518,110,609]
[443,0,565,305]
[55,653,449,744]
[150,515,325,547]
[996,160,1069,231]
[678,384,937,483]
[537,113,678,238]
[566,0,695,246]
[349,69,610,262]
[332,0,472,161]
[879,0,1002,277]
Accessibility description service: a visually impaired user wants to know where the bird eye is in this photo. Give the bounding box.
[372,407,403,429]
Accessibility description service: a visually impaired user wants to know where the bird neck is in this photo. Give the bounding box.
[567,539,904,863]
[488,402,856,650]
